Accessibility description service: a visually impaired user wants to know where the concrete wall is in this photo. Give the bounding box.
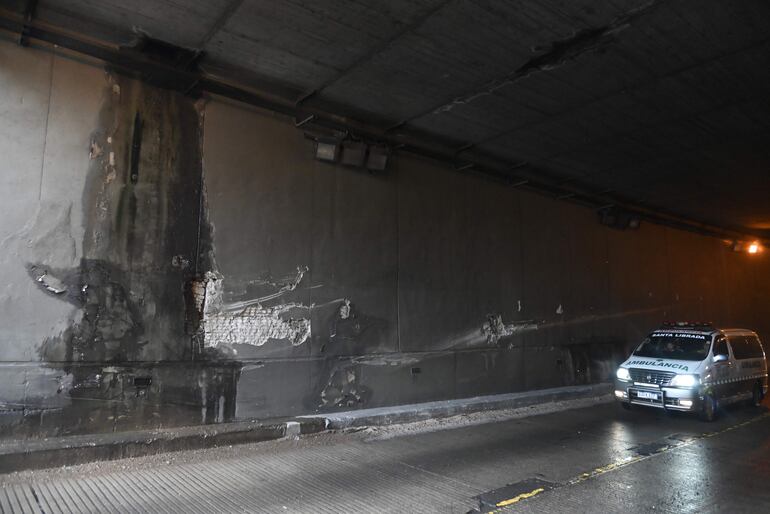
[201,100,770,419]
[2,39,770,438]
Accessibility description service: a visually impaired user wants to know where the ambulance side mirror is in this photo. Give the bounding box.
[713,354,728,363]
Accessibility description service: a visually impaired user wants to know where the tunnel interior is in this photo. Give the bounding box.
[0,0,769,439]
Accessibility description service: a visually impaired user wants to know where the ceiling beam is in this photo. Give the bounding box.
[0,7,765,245]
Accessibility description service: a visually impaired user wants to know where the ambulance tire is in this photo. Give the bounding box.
[700,395,718,422]
[751,382,763,408]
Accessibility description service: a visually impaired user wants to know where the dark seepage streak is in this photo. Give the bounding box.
[20,75,239,438]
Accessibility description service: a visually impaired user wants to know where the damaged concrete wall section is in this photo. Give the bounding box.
[0,40,236,438]
[2,39,770,438]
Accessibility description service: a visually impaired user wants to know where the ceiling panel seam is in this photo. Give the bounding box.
[295,0,454,106]
[197,0,246,49]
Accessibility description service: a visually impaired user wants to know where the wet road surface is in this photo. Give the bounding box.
[2,399,769,513]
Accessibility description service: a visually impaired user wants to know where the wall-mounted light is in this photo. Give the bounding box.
[366,145,389,172]
[314,138,340,163]
[729,240,763,254]
[340,141,367,167]
[598,207,641,231]
[309,131,390,172]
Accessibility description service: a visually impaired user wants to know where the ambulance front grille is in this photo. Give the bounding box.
[629,368,676,386]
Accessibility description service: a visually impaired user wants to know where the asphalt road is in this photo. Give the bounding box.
[2,399,769,513]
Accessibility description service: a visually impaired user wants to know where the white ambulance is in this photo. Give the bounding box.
[615,322,768,421]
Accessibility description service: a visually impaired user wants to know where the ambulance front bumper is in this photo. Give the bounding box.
[614,379,702,411]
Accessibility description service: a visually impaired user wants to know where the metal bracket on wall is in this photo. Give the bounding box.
[129,112,144,184]
[16,0,37,46]
[294,114,315,128]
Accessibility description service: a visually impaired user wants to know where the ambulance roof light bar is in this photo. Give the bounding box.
[660,321,715,330]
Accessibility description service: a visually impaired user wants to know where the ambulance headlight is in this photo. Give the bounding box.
[670,374,700,388]
[616,367,630,381]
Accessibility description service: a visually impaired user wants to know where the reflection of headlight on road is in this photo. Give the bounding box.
[670,374,700,387]
[616,367,630,381]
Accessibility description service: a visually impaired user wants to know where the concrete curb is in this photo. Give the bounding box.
[0,418,326,474]
[301,382,613,429]
[0,383,610,474]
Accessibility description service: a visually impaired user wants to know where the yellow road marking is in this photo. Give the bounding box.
[566,412,770,487]
[568,455,644,485]
[496,487,545,507]
[486,412,770,511]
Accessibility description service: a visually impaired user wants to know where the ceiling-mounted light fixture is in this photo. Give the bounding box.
[748,241,761,254]
[366,145,390,172]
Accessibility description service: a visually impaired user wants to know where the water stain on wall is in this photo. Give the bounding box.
[11,74,240,437]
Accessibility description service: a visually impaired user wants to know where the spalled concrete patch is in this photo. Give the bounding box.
[481,314,539,345]
[204,303,313,347]
[200,266,318,348]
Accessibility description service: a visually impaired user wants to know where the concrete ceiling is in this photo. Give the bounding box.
[4,0,770,235]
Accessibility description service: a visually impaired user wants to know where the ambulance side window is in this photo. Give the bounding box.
[713,338,728,358]
[746,336,764,358]
[730,337,751,360]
